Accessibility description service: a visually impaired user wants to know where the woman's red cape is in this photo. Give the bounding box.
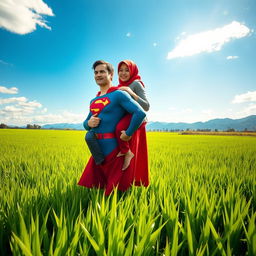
[78,122,149,195]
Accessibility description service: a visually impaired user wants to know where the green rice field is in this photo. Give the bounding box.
[0,129,255,255]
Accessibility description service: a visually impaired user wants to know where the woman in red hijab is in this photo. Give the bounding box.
[115,60,150,188]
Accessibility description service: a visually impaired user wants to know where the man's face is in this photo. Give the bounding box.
[94,64,113,86]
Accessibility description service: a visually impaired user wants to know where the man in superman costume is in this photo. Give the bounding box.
[78,60,149,195]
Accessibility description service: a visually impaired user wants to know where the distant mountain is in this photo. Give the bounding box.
[146,115,256,131]
[42,123,84,130]
[41,115,256,131]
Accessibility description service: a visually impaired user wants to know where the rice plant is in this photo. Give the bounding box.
[0,129,255,255]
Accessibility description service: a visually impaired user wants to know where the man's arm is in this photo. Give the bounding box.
[83,112,93,130]
[117,91,146,137]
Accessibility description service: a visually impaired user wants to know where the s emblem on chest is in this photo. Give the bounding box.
[90,97,111,114]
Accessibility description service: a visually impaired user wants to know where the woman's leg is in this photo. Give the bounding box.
[115,114,132,154]
[115,114,134,170]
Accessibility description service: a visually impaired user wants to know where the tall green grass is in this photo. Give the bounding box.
[0,129,255,255]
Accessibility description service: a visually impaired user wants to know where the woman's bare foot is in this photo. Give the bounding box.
[122,150,134,170]
[117,151,125,157]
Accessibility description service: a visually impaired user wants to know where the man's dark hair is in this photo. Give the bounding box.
[92,60,114,74]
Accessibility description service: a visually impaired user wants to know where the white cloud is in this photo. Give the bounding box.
[167,21,251,59]
[0,89,85,125]
[0,96,27,104]
[0,105,31,114]
[153,42,157,47]
[30,114,64,123]
[41,108,47,113]
[232,91,256,103]
[0,0,54,35]
[126,32,131,37]
[61,111,85,123]
[0,110,85,126]
[18,101,42,108]
[0,86,18,94]
[238,103,256,116]
[226,56,239,60]
[0,88,86,125]
[0,94,45,124]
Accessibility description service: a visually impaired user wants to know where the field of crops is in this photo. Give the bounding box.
[0,129,255,256]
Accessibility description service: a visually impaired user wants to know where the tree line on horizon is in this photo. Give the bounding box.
[0,123,255,132]
[0,123,41,129]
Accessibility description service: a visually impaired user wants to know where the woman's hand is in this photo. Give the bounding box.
[118,86,132,94]
[120,130,131,141]
[88,114,101,128]
[118,86,138,101]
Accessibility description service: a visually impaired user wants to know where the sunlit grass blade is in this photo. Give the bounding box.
[11,233,33,256]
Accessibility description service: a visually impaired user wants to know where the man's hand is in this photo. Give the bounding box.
[120,130,131,141]
[88,114,101,128]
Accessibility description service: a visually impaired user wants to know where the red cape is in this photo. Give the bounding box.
[96,86,118,97]
[78,122,149,195]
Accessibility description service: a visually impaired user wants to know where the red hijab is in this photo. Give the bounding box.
[117,60,145,87]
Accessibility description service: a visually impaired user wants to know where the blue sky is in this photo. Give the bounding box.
[0,0,256,125]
